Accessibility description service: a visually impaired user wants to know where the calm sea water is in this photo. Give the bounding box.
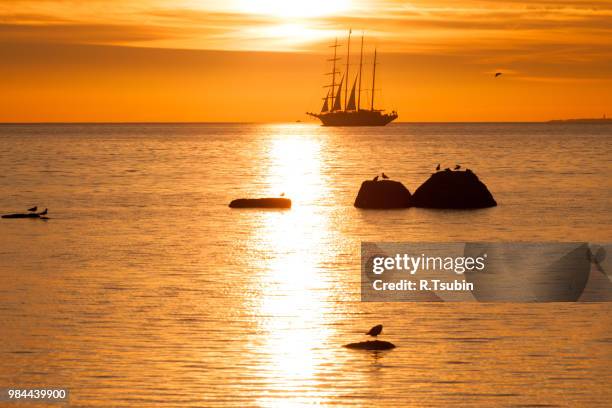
[0,123,610,407]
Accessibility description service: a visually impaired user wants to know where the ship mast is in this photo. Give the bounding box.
[358,33,364,111]
[370,48,376,110]
[327,38,340,110]
[344,29,352,111]
[371,48,377,111]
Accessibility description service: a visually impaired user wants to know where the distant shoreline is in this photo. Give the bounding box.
[547,117,611,124]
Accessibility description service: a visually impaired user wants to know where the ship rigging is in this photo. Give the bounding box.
[307,30,398,126]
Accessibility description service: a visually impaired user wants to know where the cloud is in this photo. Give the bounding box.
[0,13,73,23]
[0,0,611,62]
[0,22,189,45]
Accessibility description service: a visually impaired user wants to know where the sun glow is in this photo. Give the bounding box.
[235,0,351,18]
[232,0,351,48]
[234,23,338,50]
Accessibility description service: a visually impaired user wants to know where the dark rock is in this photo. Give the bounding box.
[343,340,396,350]
[2,213,41,219]
[229,198,291,209]
[412,170,496,209]
[354,180,412,209]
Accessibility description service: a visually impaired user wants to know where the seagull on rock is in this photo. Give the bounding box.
[39,208,48,216]
[382,173,389,179]
[366,324,383,337]
[373,175,379,181]
[28,206,37,212]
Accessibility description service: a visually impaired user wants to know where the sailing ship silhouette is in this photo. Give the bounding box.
[307,30,398,126]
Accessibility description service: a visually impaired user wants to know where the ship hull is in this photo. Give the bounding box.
[307,110,398,126]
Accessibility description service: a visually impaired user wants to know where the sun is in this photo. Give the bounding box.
[235,0,351,18]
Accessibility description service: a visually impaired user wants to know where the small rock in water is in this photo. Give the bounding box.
[412,169,496,209]
[354,179,412,209]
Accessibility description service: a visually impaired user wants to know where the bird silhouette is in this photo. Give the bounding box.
[435,163,441,171]
[366,324,383,337]
[373,175,379,181]
[39,208,48,216]
[382,173,389,179]
[454,164,461,170]
[28,206,37,212]
[495,72,502,78]
[280,192,285,197]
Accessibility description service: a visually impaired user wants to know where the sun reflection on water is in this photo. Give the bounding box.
[264,133,324,204]
[251,128,342,405]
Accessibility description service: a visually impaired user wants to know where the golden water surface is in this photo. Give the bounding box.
[0,123,611,407]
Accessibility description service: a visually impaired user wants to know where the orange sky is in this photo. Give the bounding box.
[1,0,611,122]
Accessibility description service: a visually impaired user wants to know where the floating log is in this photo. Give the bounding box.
[2,213,41,219]
[229,198,291,209]
[343,340,396,350]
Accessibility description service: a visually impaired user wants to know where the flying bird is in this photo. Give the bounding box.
[373,175,379,181]
[39,208,48,216]
[382,173,389,179]
[454,164,461,170]
[436,163,441,171]
[495,72,502,78]
[28,206,37,212]
[366,324,383,337]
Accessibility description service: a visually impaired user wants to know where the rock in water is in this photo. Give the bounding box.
[229,198,291,209]
[354,180,412,209]
[412,170,496,209]
[343,340,396,350]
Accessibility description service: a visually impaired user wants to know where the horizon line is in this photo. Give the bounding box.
[0,120,569,125]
